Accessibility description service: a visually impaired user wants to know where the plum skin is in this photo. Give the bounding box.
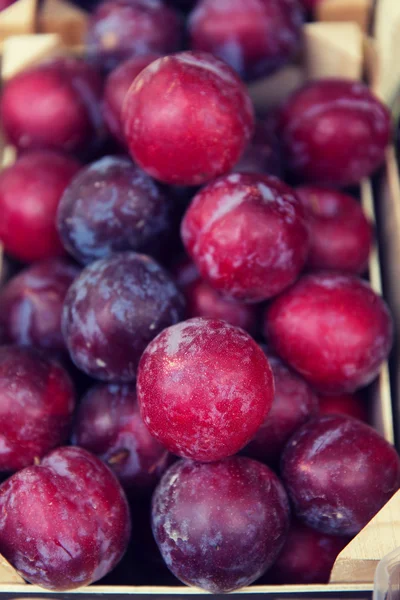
[103,54,161,144]
[181,173,310,303]
[152,457,290,593]
[281,415,400,536]
[0,151,80,263]
[0,259,80,353]
[57,156,171,265]
[0,446,131,590]
[189,0,304,81]
[296,186,373,274]
[0,346,75,472]
[137,317,274,462]
[62,252,185,382]
[265,272,393,394]
[278,79,391,186]
[319,393,368,423]
[123,51,254,186]
[72,383,171,495]
[243,354,319,467]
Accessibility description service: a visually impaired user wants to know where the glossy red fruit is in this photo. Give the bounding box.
[138,317,274,462]
[87,0,181,71]
[265,273,393,394]
[243,354,318,466]
[0,259,79,353]
[62,252,185,382]
[189,0,304,81]
[1,58,104,155]
[279,79,391,186]
[0,151,80,262]
[57,156,170,264]
[0,346,75,472]
[233,119,282,176]
[0,446,131,590]
[152,457,290,592]
[103,54,161,143]
[264,520,349,584]
[296,186,373,274]
[123,52,254,186]
[72,383,171,494]
[319,393,368,423]
[282,415,400,535]
[181,173,310,303]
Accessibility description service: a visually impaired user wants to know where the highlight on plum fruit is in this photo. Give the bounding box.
[137,317,274,462]
[151,456,290,592]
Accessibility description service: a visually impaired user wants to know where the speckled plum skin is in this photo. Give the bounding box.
[0,259,80,353]
[137,317,274,462]
[243,354,318,466]
[87,0,181,71]
[278,79,391,186]
[0,151,80,262]
[264,520,349,584]
[72,383,171,494]
[233,119,282,177]
[265,273,393,394]
[103,54,161,143]
[181,173,310,303]
[189,0,304,81]
[152,457,290,592]
[296,187,373,274]
[281,415,400,535]
[319,393,368,423]
[0,346,75,472]
[1,58,104,155]
[0,446,131,590]
[123,52,254,186]
[62,252,185,382]
[57,156,170,264]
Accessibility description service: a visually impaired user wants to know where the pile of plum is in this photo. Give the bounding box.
[0,0,397,593]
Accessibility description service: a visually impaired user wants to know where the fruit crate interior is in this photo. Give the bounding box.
[0,0,399,598]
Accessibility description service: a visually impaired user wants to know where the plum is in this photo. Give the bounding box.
[0,446,131,590]
[137,317,274,461]
[0,258,79,353]
[0,0,15,9]
[0,151,80,262]
[233,118,282,177]
[189,0,304,80]
[152,457,290,592]
[264,520,350,584]
[265,272,393,394]
[0,346,75,472]
[1,57,104,155]
[319,393,368,423]
[278,79,391,186]
[57,156,171,264]
[103,54,161,144]
[243,354,318,466]
[181,173,310,303]
[281,415,400,535]
[123,51,254,186]
[72,383,171,494]
[86,0,181,71]
[296,186,373,274]
[62,252,185,381]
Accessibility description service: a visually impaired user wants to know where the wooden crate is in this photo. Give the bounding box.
[0,1,398,597]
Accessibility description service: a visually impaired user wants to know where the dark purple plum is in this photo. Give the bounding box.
[62,252,185,381]
[281,415,400,535]
[233,119,282,176]
[72,383,171,494]
[152,457,290,592]
[57,156,171,264]
[0,346,75,472]
[0,258,80,353]
[0,446,131,590]
[243,354,319,467]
